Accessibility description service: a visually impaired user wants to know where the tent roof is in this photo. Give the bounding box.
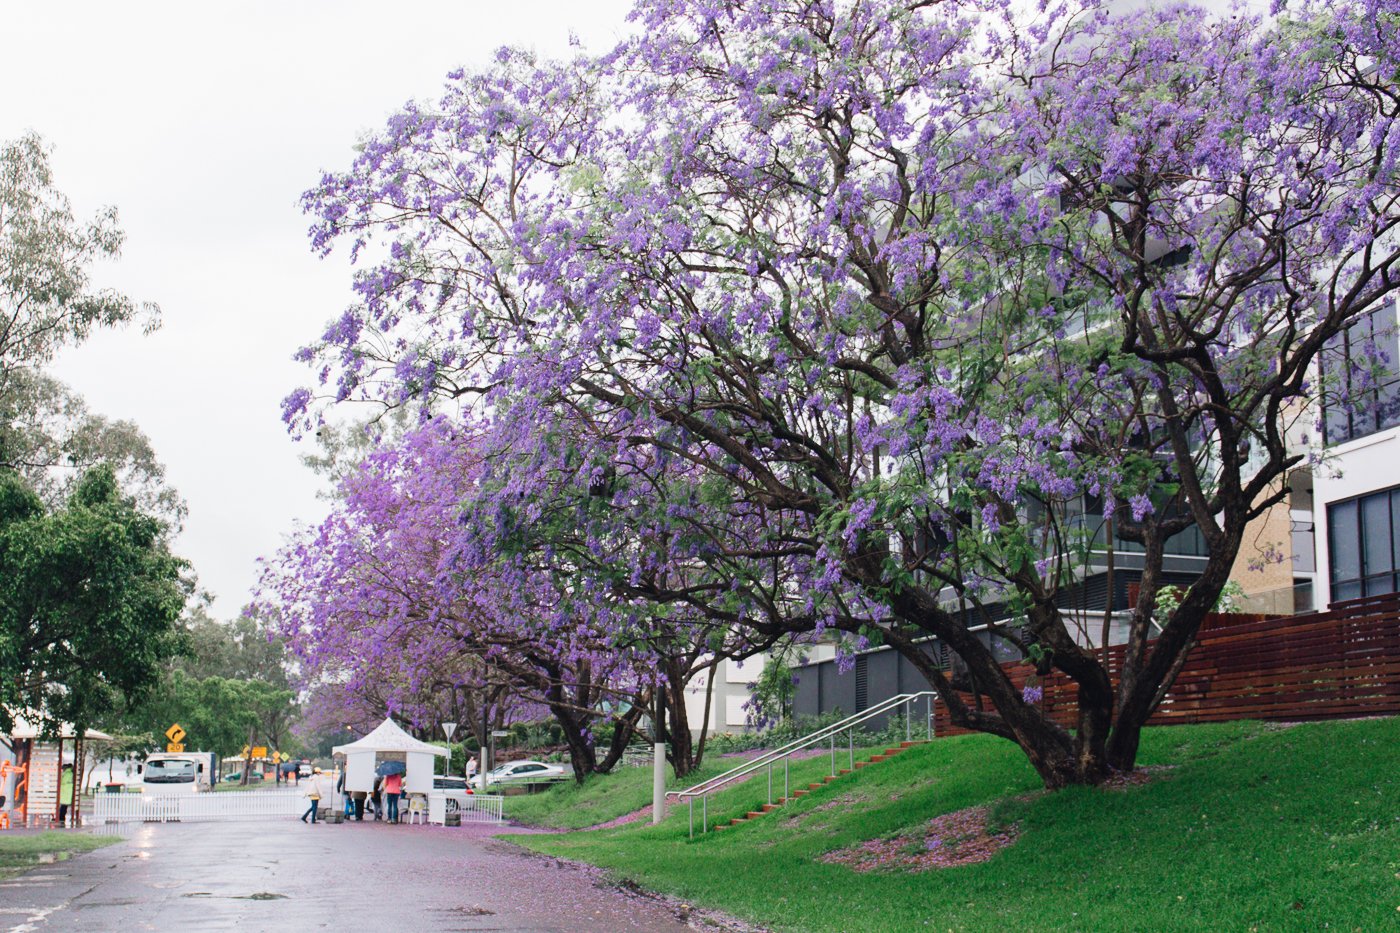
[5,715,112,741]
[332,717,448,757]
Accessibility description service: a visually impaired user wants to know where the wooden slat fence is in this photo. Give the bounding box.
[934,594,1400,735]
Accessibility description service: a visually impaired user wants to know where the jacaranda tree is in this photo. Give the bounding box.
[259,420,723,780]
[286,0,1400,786]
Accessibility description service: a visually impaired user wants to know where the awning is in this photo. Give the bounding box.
[4,715,113,741]
[332,717,448,757]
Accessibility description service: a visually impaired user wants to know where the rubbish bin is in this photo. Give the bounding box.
[103,783,123,794]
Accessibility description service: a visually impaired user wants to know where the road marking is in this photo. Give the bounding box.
[4,903,66,933]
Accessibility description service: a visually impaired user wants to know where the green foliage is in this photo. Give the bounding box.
[516,718,1400,932]
[0,370,185,526]
[175,607,291,689]
[0,132,158,395]
[745,650,798,728]
[113,672,295,758]
[425,739,469,775]
[104,607,299,756]
[0,466,188,732]
[705,711,851,756]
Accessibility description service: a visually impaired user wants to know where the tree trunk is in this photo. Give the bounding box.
[693,657,719,771]
[240,724,256,786]
[662,663,698,779]
[597,702,645,773]
[552,705,599,783]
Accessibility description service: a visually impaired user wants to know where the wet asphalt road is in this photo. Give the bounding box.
[0,820,697,932]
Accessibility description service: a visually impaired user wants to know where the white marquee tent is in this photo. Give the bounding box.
[332,718,447,796]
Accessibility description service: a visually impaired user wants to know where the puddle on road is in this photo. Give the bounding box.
[434,905,496,917]
[181,891,287,901]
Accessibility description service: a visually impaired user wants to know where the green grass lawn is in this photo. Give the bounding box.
[507,746,886,830]
[0,832,118,881]
[511,717,1400,932]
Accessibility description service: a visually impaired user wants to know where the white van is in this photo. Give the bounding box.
[138,752,217,793]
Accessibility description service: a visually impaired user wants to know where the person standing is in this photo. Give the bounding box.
[383,770,403,824]
[337,767,353,818]
[300,768,326,824]
[57,764,74,827]
[466,755,478,783]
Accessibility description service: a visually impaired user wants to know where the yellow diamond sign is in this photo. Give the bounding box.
[165,723,186,744]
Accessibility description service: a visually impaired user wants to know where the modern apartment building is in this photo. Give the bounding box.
[1309,302,1400,608]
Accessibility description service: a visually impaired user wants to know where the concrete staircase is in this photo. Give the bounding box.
[712,740,924,831]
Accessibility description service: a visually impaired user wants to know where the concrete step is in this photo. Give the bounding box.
[854,760,870,769]
[883,748,904,756]
[792,789,809,797]
[761,804,779,813]
[745,811,765,820]
[869,755,888,763]
[823,774,838,783]
[808,782,824,790]
[838,769,852,775]
[729,817,746,826]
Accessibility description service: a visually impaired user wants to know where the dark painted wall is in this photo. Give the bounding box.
[794,642,939,728]
[791,567,1202,722]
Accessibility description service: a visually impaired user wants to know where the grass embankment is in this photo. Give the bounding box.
[508,746,885,830]
[0,832,117,880]
[511,718,1400,932]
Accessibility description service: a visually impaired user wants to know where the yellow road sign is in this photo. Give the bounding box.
[252,746,268,759]
[165,723,186,744]
[166,742,185,753]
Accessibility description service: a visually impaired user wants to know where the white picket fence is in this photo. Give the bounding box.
[94,789,305,823]
[446,793,505,824]
[93,789,506,824]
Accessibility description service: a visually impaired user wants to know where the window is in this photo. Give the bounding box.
[1068,494,1209,557]
[1321,302,1400,445]
[1327,487,1400,601]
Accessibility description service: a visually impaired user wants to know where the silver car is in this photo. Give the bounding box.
[486,760,567,784]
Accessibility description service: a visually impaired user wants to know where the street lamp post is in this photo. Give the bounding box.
[652,688,666,825]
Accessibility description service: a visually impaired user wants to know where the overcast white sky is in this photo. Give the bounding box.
[0,1,633,616]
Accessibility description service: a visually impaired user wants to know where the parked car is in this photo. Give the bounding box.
[433,775,472,792]
[486,760,567,784]
[222,771,265,783]
[432,774,474,813]
[297,763,313,778]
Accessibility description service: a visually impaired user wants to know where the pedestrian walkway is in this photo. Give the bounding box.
[0,820,696,932]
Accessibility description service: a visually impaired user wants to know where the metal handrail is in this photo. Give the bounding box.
[673,691,938,838]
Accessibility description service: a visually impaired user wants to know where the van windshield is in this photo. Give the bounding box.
[145,759,197,783]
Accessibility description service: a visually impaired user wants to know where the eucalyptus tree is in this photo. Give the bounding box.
[0,133,158,400]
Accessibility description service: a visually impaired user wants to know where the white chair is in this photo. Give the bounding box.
[405,794,428,825]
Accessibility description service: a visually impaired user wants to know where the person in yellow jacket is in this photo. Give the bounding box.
[58,764,75,826]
